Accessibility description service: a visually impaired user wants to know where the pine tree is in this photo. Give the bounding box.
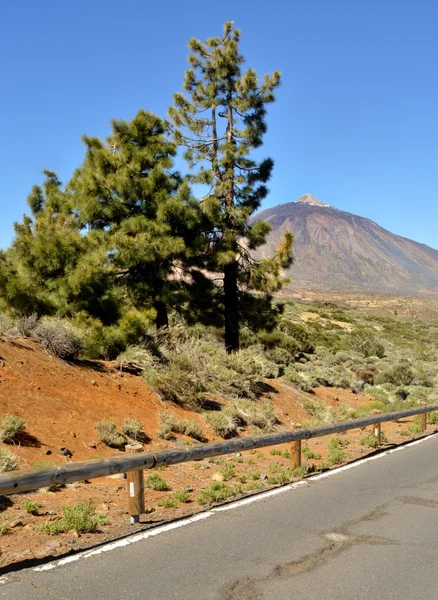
[0,171,94,317]
[69,109,205,330]
[169,22,293,352]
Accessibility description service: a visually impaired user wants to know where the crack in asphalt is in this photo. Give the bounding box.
[224,504,394,600]
[5,575,72,600]
[398,496,438,508]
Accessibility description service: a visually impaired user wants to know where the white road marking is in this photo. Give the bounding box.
[0,432,436,580]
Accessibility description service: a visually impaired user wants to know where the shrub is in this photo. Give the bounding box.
[205,409,239,438]
[145,474,169,491]
[427,411,438,424]
[22,500,42,515]
[177,418,203,440]
[301,397,337,427]
[267,466,295,485]
[399,423,422,436]
[302,445,321,460]
[277,321,314,353]
[157,413,175,440]
[34,319,84,360]
[0,522,8,535]
[282,366,302,386]
[157,490,189,508]
[359,435,379,449]
[117,346,156,371]
[95,421,125,448]
[233,400,278,431]
[121,419,143,441]
[157,413,203,440]
[196,482,236,505]
[38,501,107,535]
[258,331,301,355]
[349,329,385,358]
[267,347,293,367]
[326,438,349,465]
[0,448,19,472]
[0,414,26,443]
[219,464,235,481]
[17,313,39,337]
[374,364,415,386]
[356,368,376,385]
[270,449,282,456]
[0,314,17,339]
[144,328,277,408]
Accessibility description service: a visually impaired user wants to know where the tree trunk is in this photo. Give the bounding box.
[224,260,239,353]
[154,300,169,331]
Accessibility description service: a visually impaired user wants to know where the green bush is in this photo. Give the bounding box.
[95,421,125,448]
[359,435,379,449]
[233,399,278,432]
[157,490,189,508]
[374,364,415,386]
[427,411,438,424]
[0,314,18,339]
[349,329,385,358]
[157,413,203,440]
[277,321,314,353]
[267,346,293,367]
[302,445,321,460]
[325,437,349,465]
[38,501,107,535]
[121,419,143,441]
[0,521,8,535]
[176,418,203,440]
[219,464,235,481]
[301,397,337,427]
[34,319,84,360]
[22,500,43,515]
[0,448,19,472]
[17,313,39,337]
[143,328,277,408]
[0,414,26,443]
[196,482,237,505]
[205,410,239,438]
[145,473,169,491]
[258,331,300,355]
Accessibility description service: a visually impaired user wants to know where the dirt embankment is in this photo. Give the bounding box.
[0,339,427,571]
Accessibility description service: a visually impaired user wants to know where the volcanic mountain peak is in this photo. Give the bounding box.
[294,194,331,208]
[253,195,438,296]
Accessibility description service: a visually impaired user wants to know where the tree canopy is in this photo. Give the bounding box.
[0,22,292,355]
[169,21,293,351]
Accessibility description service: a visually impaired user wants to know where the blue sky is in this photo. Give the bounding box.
[1,0,437,249]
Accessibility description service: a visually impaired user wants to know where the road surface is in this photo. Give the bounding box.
[1,434,437,599]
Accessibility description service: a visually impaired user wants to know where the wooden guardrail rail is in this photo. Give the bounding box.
[0,404,437,522]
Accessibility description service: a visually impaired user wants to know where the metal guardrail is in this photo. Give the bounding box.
[0,404,436,520]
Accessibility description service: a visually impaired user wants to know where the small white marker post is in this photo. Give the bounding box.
[125,443,145,524]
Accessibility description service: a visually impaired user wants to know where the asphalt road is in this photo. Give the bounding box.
[2,434,437,599]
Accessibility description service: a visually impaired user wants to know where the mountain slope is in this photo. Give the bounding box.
[253,194,438,295]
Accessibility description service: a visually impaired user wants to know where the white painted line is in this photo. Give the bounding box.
[0,431,435,581]
[33,512,213,571]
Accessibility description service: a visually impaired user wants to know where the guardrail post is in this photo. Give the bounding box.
[420,412,427,431]
[290,423,301,470]
[373,421,381,445]
[125,443,145,524]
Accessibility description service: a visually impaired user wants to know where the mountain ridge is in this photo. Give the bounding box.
[253,196,438,295]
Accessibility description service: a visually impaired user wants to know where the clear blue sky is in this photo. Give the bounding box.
[1,0,437,249]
